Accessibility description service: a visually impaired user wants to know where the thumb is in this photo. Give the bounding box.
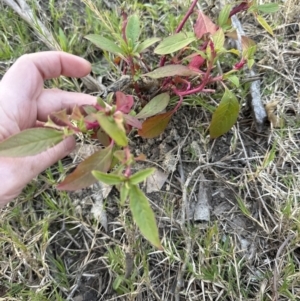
[0,137,76,207]
[30,136,76,174]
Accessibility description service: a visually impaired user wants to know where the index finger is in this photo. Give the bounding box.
[0,51,91,98]
[10,51,91,79]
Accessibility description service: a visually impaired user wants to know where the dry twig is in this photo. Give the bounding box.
[231,15,267,132]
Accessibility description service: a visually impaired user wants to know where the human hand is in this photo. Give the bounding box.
[0,51,96,206]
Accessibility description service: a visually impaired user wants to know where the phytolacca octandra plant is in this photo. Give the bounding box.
[0,90,165,249]
[135,4,271,139]
[86,0,278,139]
[0,0,279,250]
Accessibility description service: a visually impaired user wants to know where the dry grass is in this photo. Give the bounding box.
[1,0,300,300]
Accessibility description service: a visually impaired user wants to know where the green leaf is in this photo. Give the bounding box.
[129,168,156,185]
[129,185,162,249]
[212,28,225,52]
[113,149,126,162]
[138,111,173,138]
[57,145,113,191]
[256,3,279,14]
[126,15,140,45]
[143,65,198,79]
[58,27,68,51]
[209,88,239,138]
[247,58,255,69]
[241,36,256,59]
[82,105,97,115]
[0,128,64,157]
[136,93,170,119]
[113,275,124,291]
[256,15,274,36]
[97,97,107,108]
[218,4,231,27]
[94,112,128,147]
[120,183,130,206]
[226,75,239,87]
[92,170,125,185]
[154,32,196,55]
[243,45,257,60]
[135,37,161,53]
[206,42,213,61]
[85,34,124,55]
[248,45,257,58]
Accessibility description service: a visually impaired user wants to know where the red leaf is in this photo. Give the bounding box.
[116,91,134,114]
[234,58,246,70]
[57,145,113,191]
[70,105,84,121]
[194,11,218,39]
[138,111,173,138]
[241,36,256,51]
[188,55,206,71]
[135,153,147,161]
[97,128,111,146]
[50,109,74,128]
[123,114,142,129]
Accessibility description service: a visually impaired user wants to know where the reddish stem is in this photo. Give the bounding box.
[174,77,191,91]
[175,0,198,33]
[159,0,198,67]
[209,75,223,83]
[229,1,249,18]
[128,56,136,77]
[85,120,99,130]
[124,147,132,177]
[177,40,217,96]
[175,73,209,96]
[172,95,184,112]
[159,55,167,67]
[126,56,143,98]
[139,56,152,72]
[121,11,128,43]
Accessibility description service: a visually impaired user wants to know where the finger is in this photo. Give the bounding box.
[4,51,91,81]
[27,51,92,79]
[0,52,91,103]
[36,89,97,121]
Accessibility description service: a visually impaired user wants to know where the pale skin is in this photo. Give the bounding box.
[0,52,97,207]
